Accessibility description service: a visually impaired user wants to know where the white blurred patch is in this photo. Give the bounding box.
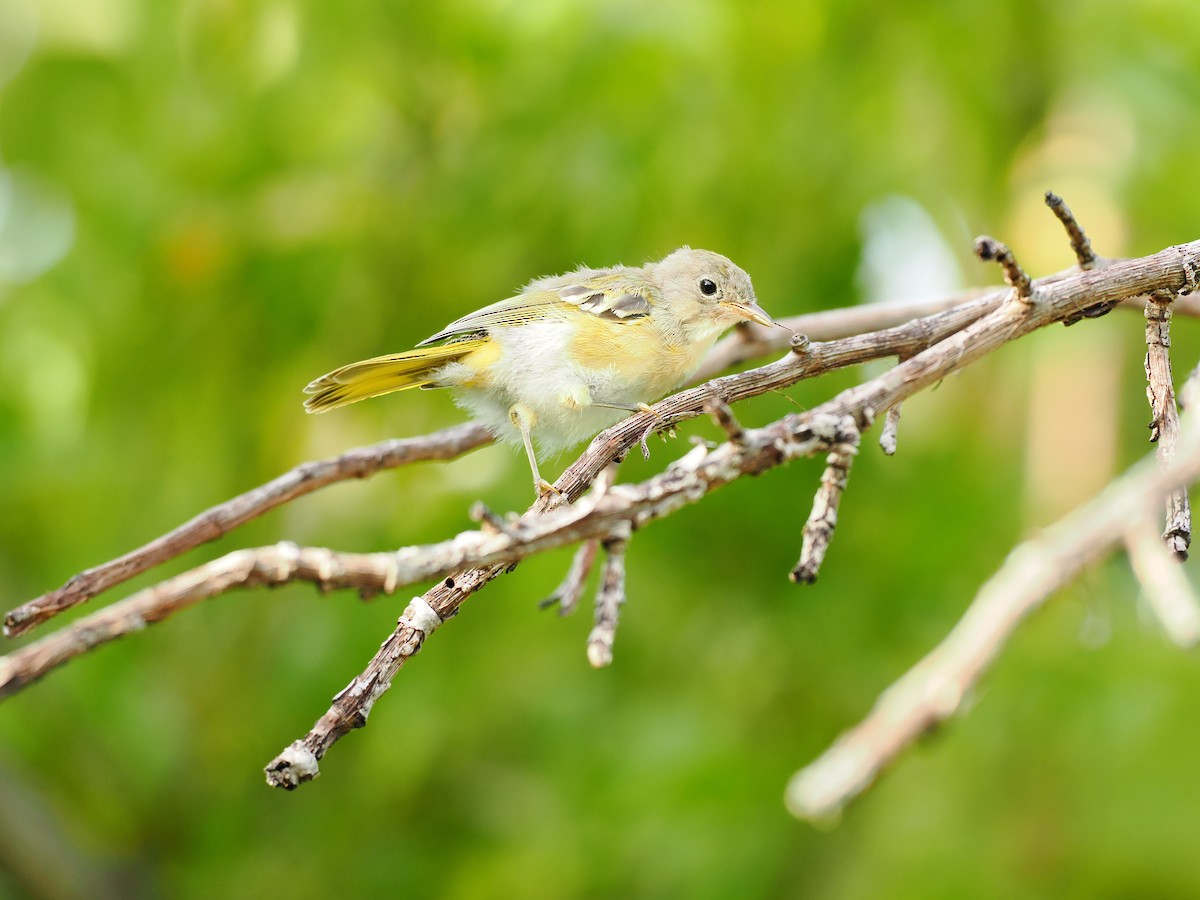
[856,196,962,305]
[0,166,76,285]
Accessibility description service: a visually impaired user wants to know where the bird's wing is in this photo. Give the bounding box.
[418,272,654,345]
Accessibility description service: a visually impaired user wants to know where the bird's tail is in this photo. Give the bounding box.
[303,339,488,413]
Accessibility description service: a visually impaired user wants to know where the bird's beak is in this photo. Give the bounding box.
[722,298,777,329]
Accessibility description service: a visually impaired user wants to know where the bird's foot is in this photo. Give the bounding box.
[535,478,563,500]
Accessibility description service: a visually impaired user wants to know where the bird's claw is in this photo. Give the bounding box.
[535,478,563,499]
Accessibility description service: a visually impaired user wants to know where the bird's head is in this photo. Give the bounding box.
[653,247,777,339]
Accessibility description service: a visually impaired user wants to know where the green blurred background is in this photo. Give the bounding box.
[2,1,1200,897]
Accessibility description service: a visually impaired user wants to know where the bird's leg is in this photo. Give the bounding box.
[593,399,675,461]
[594,400,656,418]
[594,400,673,434]
[508,403,557,497]
[635,401,664,422]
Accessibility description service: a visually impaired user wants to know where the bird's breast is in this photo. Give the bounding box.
[568,315,710,402]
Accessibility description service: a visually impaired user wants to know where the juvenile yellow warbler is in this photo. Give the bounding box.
[304,247,776,494]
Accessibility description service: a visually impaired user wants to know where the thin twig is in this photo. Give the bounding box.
[587,532,631,668]
[785,416,1200,822]
[975,236,1033,301]
[790,425,861,584]
[694,290,994,381]
[540,539,599,615]
[265,565,503,790]
[2,542,409,698]
[3,422,495,638]
[879,405,902,456]
[1044,190,1097,268]
[878,352,915,457]
[701,290,1200,381]
[1145,291,1191,558]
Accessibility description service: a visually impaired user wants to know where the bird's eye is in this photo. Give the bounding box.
[699,278,718,296]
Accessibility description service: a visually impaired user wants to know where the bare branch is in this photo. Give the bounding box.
[784,417,1200,822]
[4,422,495,638]
[2,542,410,698]
[693,292,993,382]
[1144,292,1191,558]
[264,562,505,790]
[879,352,916,457]
[698,288,1200,383]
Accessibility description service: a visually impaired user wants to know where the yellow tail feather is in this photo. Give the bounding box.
[303,339,488,413]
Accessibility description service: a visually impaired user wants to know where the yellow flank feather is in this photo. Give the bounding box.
[303,339,490,413]
[568,313,698,400]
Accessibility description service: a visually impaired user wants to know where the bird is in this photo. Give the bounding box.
[303,247,778,496]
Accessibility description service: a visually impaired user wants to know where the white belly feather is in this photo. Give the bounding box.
[439,322,623,452]
[435,314,725,454]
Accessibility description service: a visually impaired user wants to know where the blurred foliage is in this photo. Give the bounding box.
[2,1,1200,897]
